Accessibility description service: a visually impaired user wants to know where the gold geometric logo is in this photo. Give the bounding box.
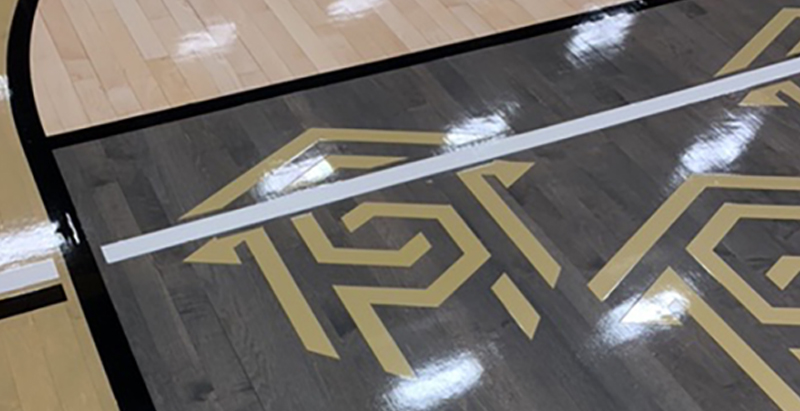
[589,174,800,411]
[183,128,560,377]
[718,8,800,107]
[182,125,800,409]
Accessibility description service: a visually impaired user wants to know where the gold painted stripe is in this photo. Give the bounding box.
[292,213,431,267]
[459,161,560,287]
[182,128,445,219]
[325,154,405,170]
[589,175,800,301]
[717,8,800,76]
[491,274,540,339]
[687,203,800,325]
[186,228,339,359]
[740,81,800,107]
[335,203,490,377]
[766,257,800,290]
[630,268,800,411]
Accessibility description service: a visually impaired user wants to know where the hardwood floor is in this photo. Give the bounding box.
[0,303,117,411]
[30,0,625,136]
[51,0,800,410]
[0,0,119,409]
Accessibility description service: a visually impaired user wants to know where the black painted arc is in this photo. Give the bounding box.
[0,286,66,320]
[7,1,158,410]
[45,0,683,150]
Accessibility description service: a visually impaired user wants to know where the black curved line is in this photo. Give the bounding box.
[7,0,157,410]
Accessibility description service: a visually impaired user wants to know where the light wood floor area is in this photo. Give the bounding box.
[31,0,624,136]
[0,0,119,409]
[0,303,118,411]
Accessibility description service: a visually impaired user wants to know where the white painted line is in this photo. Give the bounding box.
[102,57,800,264]
[0,259,60,295]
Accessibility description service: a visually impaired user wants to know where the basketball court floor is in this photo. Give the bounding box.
[3,0,800,410]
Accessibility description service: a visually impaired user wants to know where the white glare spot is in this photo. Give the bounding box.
[566,12,635,67]
[328,0,385,21]
[595,289,688,348]
[675,110,766,178]
[0,222,64,269]
[0,75,10,101]
[177,23,237,59]
[444,102,520,148]
[384,352,484,411]
[252,156,335,200]
[621,290,688,325]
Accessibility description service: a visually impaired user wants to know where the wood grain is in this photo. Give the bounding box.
[31,0,625,135]
[52,0,800,409]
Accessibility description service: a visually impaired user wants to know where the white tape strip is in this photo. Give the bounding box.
[102,57,800,263]
[0,259,60,295]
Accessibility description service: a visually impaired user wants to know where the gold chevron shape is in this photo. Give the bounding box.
[740,81,800,107]
[717,8,800,77]
[182,128,452,220]
[589,174,800,301]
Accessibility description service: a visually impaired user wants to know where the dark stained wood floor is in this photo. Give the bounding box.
[53,0,800,410]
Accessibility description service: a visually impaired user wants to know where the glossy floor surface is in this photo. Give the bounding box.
[30,0,625,136]
[44,0,800,410]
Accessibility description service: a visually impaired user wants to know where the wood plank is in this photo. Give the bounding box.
[450,3,493,36]
[413,0,472,41]
[185,0,265,81]
[513,0,574,22]
[0,325,22,411]
[148,12,219,101]
[1,315,64,411]
[30,0,621,135]
[33,305,104,411]
[374,0,428,51]
[463,0,514,31]
[206,0,293,83]
[238,0,317,77]
[261,0,340,70]
[61,0,143,116]
[147,57,197,105]
[110,0,169,59]
[54,259,120,411]
[30,20,65,134]
[393,0,451,45]
[161,0,243,92]
[86,0,170,113]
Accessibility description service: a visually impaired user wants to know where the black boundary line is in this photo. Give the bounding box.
[0,286,66,320]
[4,0,683,410]
[8,1,157,410]
[44,0,682,150]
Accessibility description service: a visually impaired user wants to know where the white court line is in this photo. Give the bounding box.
[0,259,60,295]
[102,57,800,264]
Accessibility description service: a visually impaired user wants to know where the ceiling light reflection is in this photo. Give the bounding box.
[673,109,766,181]
[566,12,634,67]
[384,352,484,411]
[177,23,237,59]
[621,290,687,325]
[595,288,688,348]
[252,156,333,200]
[328,0,385,21]
[444,103,520,149]
[0,75,10,101]
[0,222,64,269]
